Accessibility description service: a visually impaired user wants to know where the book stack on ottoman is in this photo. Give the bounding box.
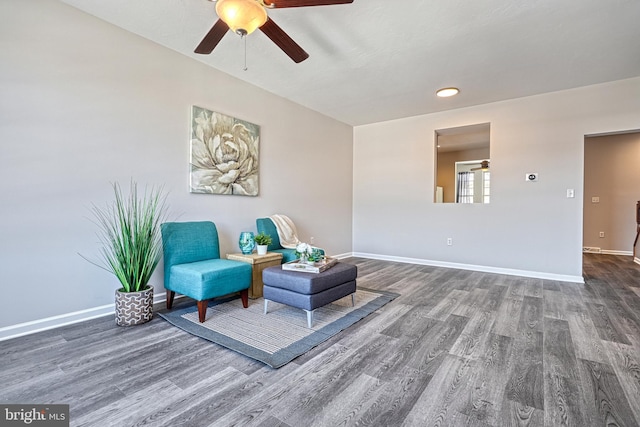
[262,262,358,328]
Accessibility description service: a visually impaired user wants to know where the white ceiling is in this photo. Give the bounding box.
[60,0,640,126]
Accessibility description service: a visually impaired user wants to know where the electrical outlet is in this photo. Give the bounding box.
[592,196,600,203]
[566,189,575,198]
[599,232,605,238]
[526,173,538,182]
[447,238,453,246]
[310,236,314,244]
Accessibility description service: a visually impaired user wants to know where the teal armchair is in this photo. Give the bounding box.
[256,217,298,263]
[161,221,251,322]
[256,217,324,263]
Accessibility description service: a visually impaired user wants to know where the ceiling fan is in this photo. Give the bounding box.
[195,0,354,63]
[471,160,490,171]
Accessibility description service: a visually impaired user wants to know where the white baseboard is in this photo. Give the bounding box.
[582,247,601,253]
[332,252,353,260]
[351,252,585,284]
[635,257,640,265]
[0,252,589,341]
[582,249,635,256]
[600,250,634,256]
[0,292,171,342]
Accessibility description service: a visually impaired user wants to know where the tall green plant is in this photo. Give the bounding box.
[83,181,169,292]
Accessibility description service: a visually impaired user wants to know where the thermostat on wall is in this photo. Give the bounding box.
[526,173,538,182]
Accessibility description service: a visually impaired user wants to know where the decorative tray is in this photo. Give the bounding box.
[282,257,338,273]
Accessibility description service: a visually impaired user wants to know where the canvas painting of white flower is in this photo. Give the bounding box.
[190,106,259,196]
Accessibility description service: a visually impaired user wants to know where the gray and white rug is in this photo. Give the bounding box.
[158,287,398,368]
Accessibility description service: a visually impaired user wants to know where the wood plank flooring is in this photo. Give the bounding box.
[1,254,640,426]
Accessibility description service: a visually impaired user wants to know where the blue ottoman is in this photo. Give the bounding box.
[262,262,358,328]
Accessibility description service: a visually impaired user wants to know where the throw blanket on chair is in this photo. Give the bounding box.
[270,214,301,249]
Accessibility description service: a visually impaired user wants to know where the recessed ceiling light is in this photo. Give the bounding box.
[436,87,460,98]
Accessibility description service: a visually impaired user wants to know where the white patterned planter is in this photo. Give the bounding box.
[115,286,153,326]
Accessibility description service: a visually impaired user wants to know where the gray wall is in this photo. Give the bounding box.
[0,0,353,329]
[3,0,640,335]
[353,77,640,279]
[583,132,640,253]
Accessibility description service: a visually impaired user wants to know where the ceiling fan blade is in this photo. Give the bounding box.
[259,17,309,63]
[264,0,353,8]
[471,160,490,171]
[195,19,229,54]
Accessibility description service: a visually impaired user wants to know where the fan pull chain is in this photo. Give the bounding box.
[243,35,248,71]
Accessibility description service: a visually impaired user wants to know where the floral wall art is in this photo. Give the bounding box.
[190,106,259,196]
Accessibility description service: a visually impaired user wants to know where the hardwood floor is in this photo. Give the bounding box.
[2,254,640,426]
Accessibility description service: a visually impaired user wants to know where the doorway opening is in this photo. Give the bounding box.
[583,129,640,267]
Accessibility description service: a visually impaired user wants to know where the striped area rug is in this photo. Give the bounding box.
[158,287,398,368]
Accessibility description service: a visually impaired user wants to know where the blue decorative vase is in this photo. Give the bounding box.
[238,231,256,255]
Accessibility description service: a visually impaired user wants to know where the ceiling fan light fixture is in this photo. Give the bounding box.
[436,87,460,98]
[471,160,490,171]
[216,0,268,36]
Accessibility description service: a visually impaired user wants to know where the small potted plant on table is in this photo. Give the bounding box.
[254,232,272,255]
